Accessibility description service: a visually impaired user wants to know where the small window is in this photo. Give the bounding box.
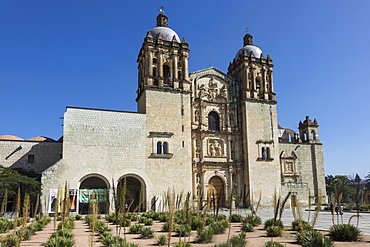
[163,142,168,154]
[261,148,266,159]
[153,58,157,64]
[28,155,35,163]
[266,147,270,159]
[208,111,220,131]
[157,142,162,154]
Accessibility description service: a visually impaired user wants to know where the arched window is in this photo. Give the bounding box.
[208,111,220,131]
[311,131,316,140]
[153,58,157,64]
[178,71,183,81]
[157,142,162,154]
[163,64,171,84]
[303,132,307,141]
[163,142,168,154]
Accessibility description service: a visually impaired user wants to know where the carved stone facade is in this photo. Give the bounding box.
[0,13,326,212]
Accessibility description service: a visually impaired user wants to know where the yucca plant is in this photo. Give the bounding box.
[139,226,154,239]
[291,219,312,232]
[129,224,144,234]
[175,224,191,237]
[196,227,214,243]
[329,224,361,241]
[44,235,75,247]
[297,229,334,247]
[266,226,283,237]
[190,216,203,230]
[264,218,283,229]
[228,235,247,247]
[209,221,226,235]
[173,241,192,247]
[229,214,243,222]
[241,222,254,232]
[156,234,167,245]
[263,241,285,247]
[244,215,262,226]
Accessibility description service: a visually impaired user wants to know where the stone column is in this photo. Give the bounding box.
[172,53,178,88]
[158,52,164,86]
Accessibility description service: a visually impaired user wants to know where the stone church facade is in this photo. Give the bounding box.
[0,13,326,213]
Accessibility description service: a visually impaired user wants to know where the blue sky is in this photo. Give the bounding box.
[1,1,370,177]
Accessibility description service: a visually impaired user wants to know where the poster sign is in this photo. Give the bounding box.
[69,189,78,212]
[48,189,58,213]
[79,189,108,203]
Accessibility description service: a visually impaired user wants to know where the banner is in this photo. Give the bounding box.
[69,189,78,212]
[79,189,108,203]
[48,189,58,213]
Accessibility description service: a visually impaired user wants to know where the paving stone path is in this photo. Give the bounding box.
[20,221,55,247]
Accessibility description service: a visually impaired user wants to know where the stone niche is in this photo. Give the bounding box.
[204,138,227,161]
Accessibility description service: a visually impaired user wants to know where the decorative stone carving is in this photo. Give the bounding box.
[198,77,227,101]
[208,139,224,156]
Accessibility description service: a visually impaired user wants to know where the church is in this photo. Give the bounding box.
[0,13,326,213]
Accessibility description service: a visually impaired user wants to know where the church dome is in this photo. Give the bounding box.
[235,33,263,58]
[149,13,180,42]
[150,26,180,42]
[0,135,24,141]
[236,45,263,58]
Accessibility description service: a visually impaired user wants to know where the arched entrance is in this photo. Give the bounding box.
[79,176,109,214]
[208,176,226,208]
[117,176,145,212]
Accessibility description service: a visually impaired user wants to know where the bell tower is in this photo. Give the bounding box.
[136,13,190,112]
[136,13,193,199]
[228,33,281,206]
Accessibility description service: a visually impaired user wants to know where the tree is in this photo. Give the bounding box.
[326,175,354,204]
[0,166,41,212]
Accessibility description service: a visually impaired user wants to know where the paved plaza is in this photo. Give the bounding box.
[223,208,370,235]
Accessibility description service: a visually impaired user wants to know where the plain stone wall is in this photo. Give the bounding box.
[0,140,62,173]
[142,88,193,209]
[42,107,148,211]
[242,100,281,207]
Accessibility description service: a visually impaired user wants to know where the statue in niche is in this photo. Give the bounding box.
[285,162,294,173]
[198,84,207,98]
[194,110,199,122]
[209,143,216,156]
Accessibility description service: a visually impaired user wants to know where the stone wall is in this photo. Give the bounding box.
[0,140,62,173]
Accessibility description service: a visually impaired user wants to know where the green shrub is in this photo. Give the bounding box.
[118,218,131,227]
[209,222,226,235]
[297,230,334,247]
[158,212,169,222]
[244,215,262,226]
[241,223,254,232]
[219,219,229,228]
[105,213,116,222]
[129,224,144,234]
[264,218,283,229]
[44,236,75,247]
[0,218,12,233]
[139,226,154,239]
[329,224,361,242]
[205,216,215,225]
[291,219,312,232]
[127,212,139,221]
[229,235,247,247]
[190,216,203,230]
[196,227,214,243]
[0,234,20,246]
[174,241,192,247]
[263,241,285,247]
[51,229,74,239]
[229,214,243,222]
[156,234,167,245]
[175,224,191,237]
[144,218,153,226]
[162,221,172,232]
[75,214,82,220]
[138,216,146,223]
[266,226,283,237]
[217,214,227,221]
